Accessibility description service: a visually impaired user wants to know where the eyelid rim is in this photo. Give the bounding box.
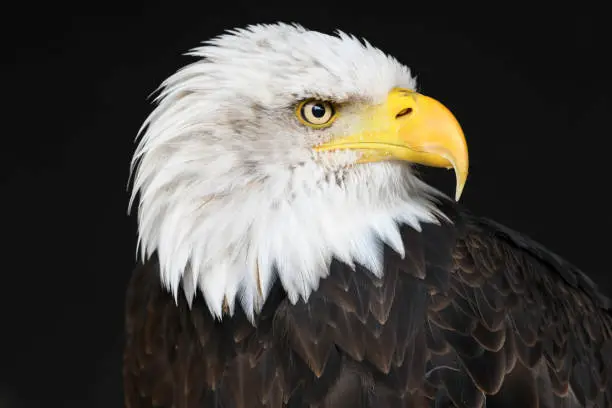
[295,99,338,129]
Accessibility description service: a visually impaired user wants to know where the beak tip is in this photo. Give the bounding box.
[454,174,467,202]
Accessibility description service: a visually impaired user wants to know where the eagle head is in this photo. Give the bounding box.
[129,23,468,321]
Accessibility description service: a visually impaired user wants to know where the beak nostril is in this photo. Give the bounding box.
[395,107,413,119]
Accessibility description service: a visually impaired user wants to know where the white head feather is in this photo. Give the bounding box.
[129,23,445,322]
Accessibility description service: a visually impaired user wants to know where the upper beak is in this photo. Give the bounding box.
[313,88,469,201]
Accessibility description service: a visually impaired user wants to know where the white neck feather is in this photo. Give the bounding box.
[134,158,443,322]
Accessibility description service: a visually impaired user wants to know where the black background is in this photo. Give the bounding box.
[1,7,610,408]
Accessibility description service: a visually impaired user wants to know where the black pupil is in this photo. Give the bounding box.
[311,104,326,118]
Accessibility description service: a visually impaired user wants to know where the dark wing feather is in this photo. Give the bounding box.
[124,201,612,408]
[427,211,612,408]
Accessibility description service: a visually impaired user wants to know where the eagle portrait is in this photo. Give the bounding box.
[125,23,612,408]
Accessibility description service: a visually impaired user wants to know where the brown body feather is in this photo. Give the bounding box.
[124,201,612,407]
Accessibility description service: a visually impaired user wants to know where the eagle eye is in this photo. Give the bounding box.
[296,99,337,128]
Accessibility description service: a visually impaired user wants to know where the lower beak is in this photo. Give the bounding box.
[313,88,469,201]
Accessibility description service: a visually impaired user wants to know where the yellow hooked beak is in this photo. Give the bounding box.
[314,88,469,201]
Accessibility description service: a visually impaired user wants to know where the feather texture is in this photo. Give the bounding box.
[124,201,612,407]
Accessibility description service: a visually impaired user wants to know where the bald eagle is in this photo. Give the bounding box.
[125,23,612,408]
